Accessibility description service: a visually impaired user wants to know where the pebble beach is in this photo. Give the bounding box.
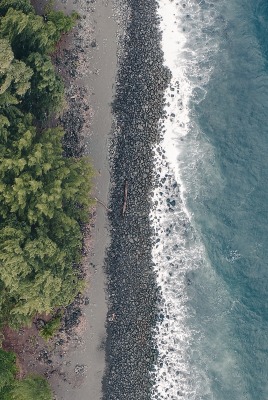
[104,0,170,397]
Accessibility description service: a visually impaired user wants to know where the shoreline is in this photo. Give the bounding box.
[103,0,170,398]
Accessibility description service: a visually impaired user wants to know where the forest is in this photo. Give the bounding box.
[0,0,92,398]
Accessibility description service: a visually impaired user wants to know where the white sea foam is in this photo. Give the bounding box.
[150,160,205,399]
[156,0,221,209]
[150,0,222,398]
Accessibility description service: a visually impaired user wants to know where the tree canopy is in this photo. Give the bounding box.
[0,2,92,398]
[0,117,93,327]
[0,0,92,327]
[0,0,78,119]
[0,0,92,328]
[0,349,17,392]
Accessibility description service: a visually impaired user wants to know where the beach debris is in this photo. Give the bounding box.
[35,318,45,329]
[91,39,97,47]
[95,197,111,212]
[122,180,128,216]
[74,364,87,374]
[108,313,116,322]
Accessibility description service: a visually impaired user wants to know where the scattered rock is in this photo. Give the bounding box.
[74,364,87,374]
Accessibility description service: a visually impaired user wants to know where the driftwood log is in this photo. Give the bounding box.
[122,180,128,216]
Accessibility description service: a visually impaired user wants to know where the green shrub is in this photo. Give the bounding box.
[0,349,17,391]
[39,313,63,341]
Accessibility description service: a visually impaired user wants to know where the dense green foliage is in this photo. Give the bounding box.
[0,117,92,327]
[0,1,92,398]
[0,349,17,396]
[0,0,78,118]
[0,0,92,328]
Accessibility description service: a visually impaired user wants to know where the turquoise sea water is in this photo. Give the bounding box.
[152,0,268,398]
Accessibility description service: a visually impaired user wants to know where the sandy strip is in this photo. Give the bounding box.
[47,0,118,398]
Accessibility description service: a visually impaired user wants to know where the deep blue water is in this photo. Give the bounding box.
[153,0,268,398]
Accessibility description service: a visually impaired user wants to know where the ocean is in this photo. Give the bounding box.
[151,0,268,399]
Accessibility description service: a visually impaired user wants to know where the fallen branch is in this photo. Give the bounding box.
[122,180,128,216]
[95,197,111,212]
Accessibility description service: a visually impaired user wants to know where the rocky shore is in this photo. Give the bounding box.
[104,0,170,398]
